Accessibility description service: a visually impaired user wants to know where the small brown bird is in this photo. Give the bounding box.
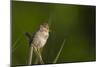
[32,23,49,49]
[25,23,49,65]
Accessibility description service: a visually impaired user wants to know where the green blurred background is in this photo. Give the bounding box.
[12,1,96,66]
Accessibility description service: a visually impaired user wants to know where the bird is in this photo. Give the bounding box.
[25,23,49,65]
[32,23,49,49]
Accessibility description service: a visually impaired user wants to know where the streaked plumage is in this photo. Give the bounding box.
[31,23,49,48]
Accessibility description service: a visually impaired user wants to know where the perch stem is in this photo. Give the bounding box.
[28,46,33,65]
[33,46,44,64]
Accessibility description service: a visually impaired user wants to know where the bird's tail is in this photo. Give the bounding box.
[24,32,31,40]
[24,32,33,45]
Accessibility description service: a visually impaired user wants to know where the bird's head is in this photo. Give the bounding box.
[39,23,49,33]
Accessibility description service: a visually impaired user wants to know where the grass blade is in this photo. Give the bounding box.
[53,39,66,63]
[12,37,20,49]
[12,37,21,53]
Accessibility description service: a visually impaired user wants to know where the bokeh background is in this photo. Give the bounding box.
[12,1,96,66]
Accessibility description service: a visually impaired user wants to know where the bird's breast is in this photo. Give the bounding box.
[33,31,49,48]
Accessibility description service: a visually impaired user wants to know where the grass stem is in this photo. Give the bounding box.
[33,46,44,64]
[53,39,66,63]
[28,46,33,65]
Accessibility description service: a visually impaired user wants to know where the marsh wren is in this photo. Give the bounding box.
[26,23,49,65]
[31,23,49,48]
